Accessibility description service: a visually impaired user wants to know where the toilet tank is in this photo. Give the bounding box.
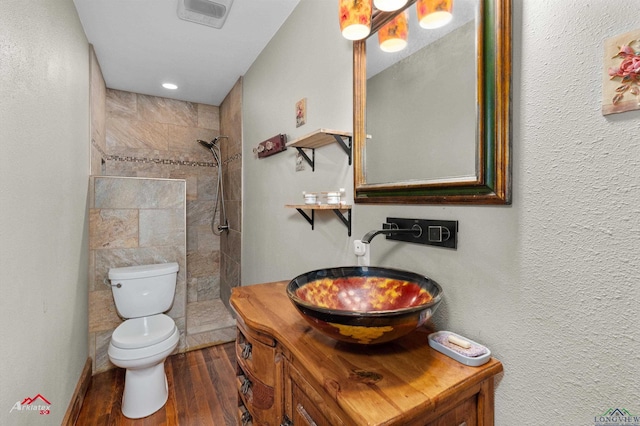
[108,262,179,319]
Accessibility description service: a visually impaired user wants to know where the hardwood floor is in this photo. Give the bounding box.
[76,342,238,425]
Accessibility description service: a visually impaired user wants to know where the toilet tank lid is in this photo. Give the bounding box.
[108,262,179,280]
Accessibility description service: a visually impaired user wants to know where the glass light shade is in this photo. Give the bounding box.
[373,0,408,12]
[417,0,453,29]
[339,0,373,40]
[378,12,408,52]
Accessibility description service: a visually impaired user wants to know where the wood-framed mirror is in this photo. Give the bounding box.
[353,0,512,204]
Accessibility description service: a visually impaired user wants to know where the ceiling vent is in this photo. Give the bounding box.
[177,0,234,29]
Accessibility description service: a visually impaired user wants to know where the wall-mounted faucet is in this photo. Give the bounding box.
[354,218,458,266]
[361,223,422,244]
[354,222,422,266]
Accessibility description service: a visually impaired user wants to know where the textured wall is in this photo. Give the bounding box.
[0,0,90,424]
[508,0,640,420]
[243,0,640,424]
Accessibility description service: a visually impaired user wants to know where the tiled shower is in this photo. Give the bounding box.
[88,47,241,373]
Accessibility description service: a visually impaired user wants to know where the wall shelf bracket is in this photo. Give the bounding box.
[286,204,352,236]
[294,147,315,171]
[332,208,352,236]
[295,208,315,230]
[332,134,352,165]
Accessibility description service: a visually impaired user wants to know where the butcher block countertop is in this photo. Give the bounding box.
[230,281,503,426]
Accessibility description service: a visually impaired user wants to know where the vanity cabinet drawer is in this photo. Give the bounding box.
[425,394,477,426]
[236,324,276,387]
[237,366,275,411]
[291,381,335,426]
[237,400,253,426]
[237,364,277,425]
[287,363,346,426]
[235,320,282,426]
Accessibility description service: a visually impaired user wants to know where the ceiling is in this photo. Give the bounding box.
[73,0,300,106]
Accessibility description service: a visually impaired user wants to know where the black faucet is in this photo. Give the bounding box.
[361,223,422,244]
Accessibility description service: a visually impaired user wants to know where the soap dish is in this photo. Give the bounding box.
[428,331,491,367]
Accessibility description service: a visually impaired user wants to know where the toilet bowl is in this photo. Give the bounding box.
[107,262,180,419]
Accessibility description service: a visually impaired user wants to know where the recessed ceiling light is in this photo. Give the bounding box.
[162,83,178,90]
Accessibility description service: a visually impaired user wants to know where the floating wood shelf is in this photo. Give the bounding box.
[286,204,352,236]
[286,129,352,171]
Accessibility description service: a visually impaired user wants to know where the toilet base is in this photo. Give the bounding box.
[121,362,169,419]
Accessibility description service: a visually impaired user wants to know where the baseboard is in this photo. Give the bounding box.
[61,357,92,426]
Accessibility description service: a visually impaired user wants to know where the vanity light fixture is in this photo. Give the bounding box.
[162,82,178,90]
[339,0,373,40]
[342,0,454,52]
[373,0,407,12]
[378,11,408,52]
[417,0,454,29]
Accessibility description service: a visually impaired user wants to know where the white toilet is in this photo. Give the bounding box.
[107,262,180,419]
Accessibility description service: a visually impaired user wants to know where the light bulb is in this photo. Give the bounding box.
[373,0,408,12]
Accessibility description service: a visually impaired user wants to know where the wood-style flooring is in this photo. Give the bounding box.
[76,342,238,425]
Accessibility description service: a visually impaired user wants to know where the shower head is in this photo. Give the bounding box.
[197,136,229,150]
[198,139,215,149]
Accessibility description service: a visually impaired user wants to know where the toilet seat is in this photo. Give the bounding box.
[108,326,179,362]
[111,314,176,349]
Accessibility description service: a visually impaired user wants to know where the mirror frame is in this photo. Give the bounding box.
[353,0,512,204]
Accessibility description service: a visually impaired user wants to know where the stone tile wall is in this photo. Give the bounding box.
[101,89,222,315]
[88,176,186,374]
[90,46,106,175]
[220,79,243,308]
[88,59,241,360]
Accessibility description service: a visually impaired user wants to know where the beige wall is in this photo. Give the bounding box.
[242,1,640,424]
[243,0,354,283]
[88,176,187,374]
[0,0,90,424]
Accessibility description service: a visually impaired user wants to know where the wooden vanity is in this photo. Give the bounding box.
[230,281,503,426]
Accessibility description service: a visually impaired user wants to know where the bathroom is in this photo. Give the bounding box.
[2,1,640,425]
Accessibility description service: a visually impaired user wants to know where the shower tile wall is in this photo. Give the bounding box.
[90,46,106,175]
[101,87,222,304]
[89,79,237,354]
[220,78,243,308]
[88,176,186,374]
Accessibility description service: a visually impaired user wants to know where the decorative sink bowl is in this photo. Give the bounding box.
[286,266,443,345]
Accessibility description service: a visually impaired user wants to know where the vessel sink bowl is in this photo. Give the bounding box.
[287,266,443,345]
